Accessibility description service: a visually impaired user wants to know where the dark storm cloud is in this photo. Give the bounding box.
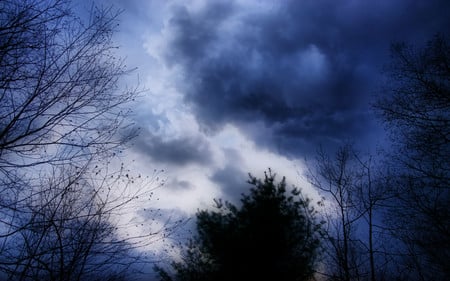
[133,131,213,166]
[163,0,450,156]
[211,163,248,204]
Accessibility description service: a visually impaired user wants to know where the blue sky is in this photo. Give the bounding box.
[83,0,449,237]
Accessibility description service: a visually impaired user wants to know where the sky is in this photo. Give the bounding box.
[85,0,449,244]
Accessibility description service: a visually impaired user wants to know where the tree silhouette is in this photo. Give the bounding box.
[156,170,322,281]
[0,1,167,279]
[308,145,394,281]
[375,34,450,280]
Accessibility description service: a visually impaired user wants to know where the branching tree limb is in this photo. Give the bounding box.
[0,1,173,280]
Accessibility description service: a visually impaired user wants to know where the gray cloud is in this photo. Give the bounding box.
[162,0,450,156]
[166,178,194,192]
[211,164,248,204]
[133,131,213,166]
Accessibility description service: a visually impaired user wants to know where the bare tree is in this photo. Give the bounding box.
[308,146,362,281]
[0,1,171,280]
[375,35,450,280]
[308,145,391,281]
[0,0,137,172]
[0,163,168,281]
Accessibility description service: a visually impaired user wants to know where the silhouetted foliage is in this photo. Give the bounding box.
[375,34,450,280]
[156,170,322,281]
